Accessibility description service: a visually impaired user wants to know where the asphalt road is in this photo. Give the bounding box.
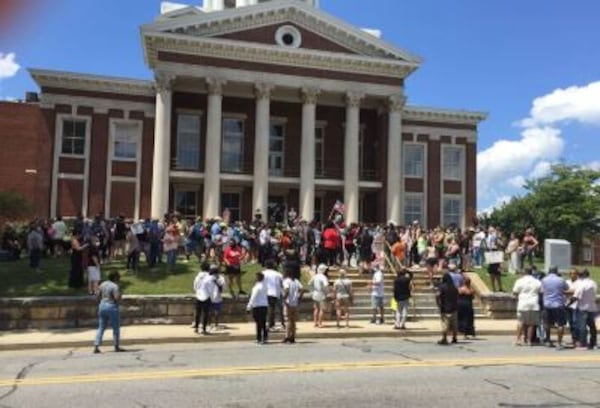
[1,336,600,408]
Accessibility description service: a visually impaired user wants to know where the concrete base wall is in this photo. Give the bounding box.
[0,296,313,330]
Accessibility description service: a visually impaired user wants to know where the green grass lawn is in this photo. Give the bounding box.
[473,262,600,292]
[0,255,263,297]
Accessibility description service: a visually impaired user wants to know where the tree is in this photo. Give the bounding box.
[0,191,32,220]
[481,164,600,255]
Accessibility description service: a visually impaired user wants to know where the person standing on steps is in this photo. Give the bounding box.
[247,272,269,344]
[309,264,330,328]
[393,268,413,330]
[436,273,459,345]
[370,265,385,325]
[94,271,125,353]
[333,269,353,328]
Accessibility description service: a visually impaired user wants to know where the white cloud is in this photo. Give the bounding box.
[583,161,600,171]
[478,80,600,211]
[528,161,552,179]
[521,81,600,127]
[479,195,512,215]
[0,53,20,81]
[0,96,17,102]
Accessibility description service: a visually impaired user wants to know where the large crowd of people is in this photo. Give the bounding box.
[1,209,597,350]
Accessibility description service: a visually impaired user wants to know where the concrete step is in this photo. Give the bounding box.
[344,313,490,321]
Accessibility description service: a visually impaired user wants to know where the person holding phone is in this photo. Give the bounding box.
[94,271,125,353]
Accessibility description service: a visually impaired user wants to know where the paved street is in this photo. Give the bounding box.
[1,337,600,407]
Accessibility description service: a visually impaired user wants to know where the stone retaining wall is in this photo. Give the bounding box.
[479,293,600,319]
[0,296,313,330]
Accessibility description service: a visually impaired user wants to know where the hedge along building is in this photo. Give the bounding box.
[12,0,486,227]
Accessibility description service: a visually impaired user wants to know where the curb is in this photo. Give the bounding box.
[0,329,515,352]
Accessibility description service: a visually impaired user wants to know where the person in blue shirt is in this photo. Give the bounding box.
[541,266,569,349]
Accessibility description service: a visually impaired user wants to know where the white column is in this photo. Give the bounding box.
[150,73,174,219]
[203,78,226,219]
[252,83,273,221]
[299,87,320,222]
[387,95,406,224]
[344,92,363,224]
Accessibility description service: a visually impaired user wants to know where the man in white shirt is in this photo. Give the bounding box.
[573,269,598,350]
[308,264,329,328]
[52,216,68,257]
[193,264,217,335]
[566,268,580,345]
[283,266,304,344]
[262,260,285,330]
[246,272,269,344]
[512,267,542,346]
[370,266,385,325]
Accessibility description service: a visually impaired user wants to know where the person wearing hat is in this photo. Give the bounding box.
[308,264,330,328]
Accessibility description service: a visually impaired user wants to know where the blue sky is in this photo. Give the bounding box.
[1,0,599,212]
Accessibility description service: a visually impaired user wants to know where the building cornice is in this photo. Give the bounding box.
[29,68,155,97]
[141,0,422,65]
[144,32,417,79]
[403,106,488,126]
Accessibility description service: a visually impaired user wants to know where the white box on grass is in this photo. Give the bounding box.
[544,239,571,273]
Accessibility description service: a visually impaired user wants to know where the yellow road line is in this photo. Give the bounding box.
[1,355,599,388]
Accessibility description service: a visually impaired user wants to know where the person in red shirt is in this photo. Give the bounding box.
[322,222,340,267]
[224,240,246,298]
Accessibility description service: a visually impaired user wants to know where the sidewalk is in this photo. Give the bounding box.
[0,320,516,351]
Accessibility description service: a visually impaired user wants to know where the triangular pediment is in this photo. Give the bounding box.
[142,0,421,64]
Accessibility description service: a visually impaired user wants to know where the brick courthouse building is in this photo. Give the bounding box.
[0,0,486,227]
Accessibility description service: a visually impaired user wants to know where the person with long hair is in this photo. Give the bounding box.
[333,269,353,328]
[457,277,476,339]
[94,271,125,353]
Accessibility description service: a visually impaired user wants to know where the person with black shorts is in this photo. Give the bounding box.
[224,240,246,299]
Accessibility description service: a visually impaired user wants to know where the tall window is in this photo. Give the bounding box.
[442,196,462,227]
[404,144,424,178]
[221,192,241,221]
[443,146,464,180]
[404,194,423,226]
[315,126,325,176]
[113,122,138,160]
[222,118,244,173]
[61,119,87,156]
[176,114,201,170]
[269,122,285,176]
[174,189,198,217]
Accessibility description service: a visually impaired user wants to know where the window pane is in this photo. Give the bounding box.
[443,147,462,180]
[63,120,74,137]
[404,145,424,177]
[222,119,244,172]
[175,190,197,217]
[404,195,423,226]
[176,114,201,169]
[73,138,85,155]
[114,123,138,159]
[75,121,86,137]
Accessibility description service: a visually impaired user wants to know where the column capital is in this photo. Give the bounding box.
[301,87,320,105]
[345,91,364,108]
[388,94,407,113]
[206,78,227,95]
[254,83,274,100]
[155,72,176,93]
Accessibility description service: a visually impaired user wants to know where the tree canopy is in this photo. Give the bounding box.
[480,164,600,249]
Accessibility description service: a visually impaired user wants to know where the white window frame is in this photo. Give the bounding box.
[315,122,326,177]
[58,116,90,159]
[583,246,593,263]
[404,193,424,226]
[268,118,286,176]
[51,114,92,218]
[221,116,245,173]
[110,120,141,162]
[403,143,425,178]
[175,110,202,170]
[442,144,465,181]
[105,119,143,219]
[442,194,463,228]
